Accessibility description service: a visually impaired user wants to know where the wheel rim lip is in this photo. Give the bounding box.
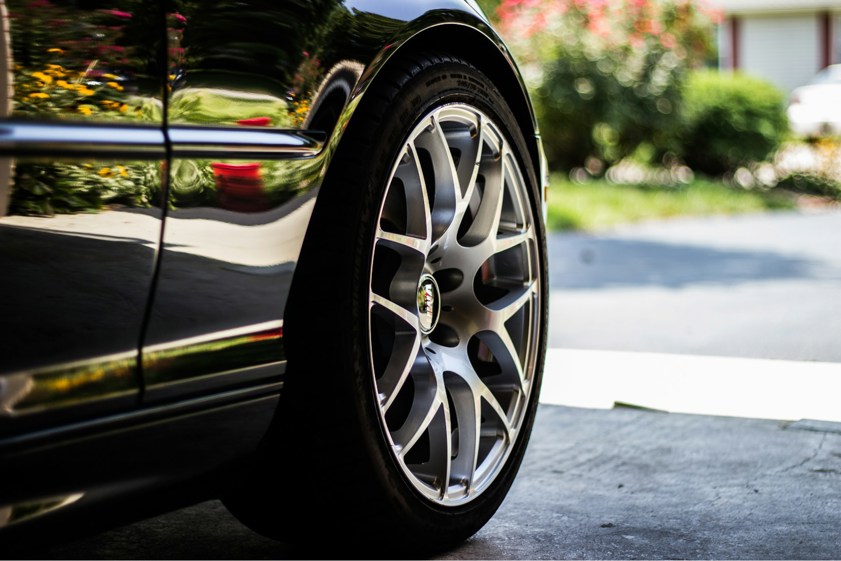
[367,102,542,506]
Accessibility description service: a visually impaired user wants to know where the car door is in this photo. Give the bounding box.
[140,0,355,402]
[0,0,166,432]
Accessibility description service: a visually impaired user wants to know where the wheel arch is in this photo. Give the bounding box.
[380,21,543,178]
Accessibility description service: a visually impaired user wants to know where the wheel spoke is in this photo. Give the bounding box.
[378,332,421,412]
[492,226,534,256]
[406,143,434,250]
[392,378,440,454]
[461,147,505,245]
[438,107,482,204]
[385,144,433,246]
[480,383,514,444]
[371,293,418,331]
[492,279,538,323]
[475,326,526,394]
[447,380,482,493]
[376,228,429,255]
[412,117,460,239]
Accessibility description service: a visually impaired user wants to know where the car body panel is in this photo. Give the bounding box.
[0,0,544,543]
[0,0,166,432]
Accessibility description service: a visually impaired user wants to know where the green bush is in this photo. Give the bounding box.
[776,171,841,199]
[496,0,718,171]
[677,71,788,175]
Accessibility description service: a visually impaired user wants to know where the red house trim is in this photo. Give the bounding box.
[820,11,833,68]
[730,16,740,70]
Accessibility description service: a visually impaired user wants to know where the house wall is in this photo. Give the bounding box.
[715,1,841,93]
[738,14,820,93]
[836,14,841,63]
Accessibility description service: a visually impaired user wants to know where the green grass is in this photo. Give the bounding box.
[546,174,796,231]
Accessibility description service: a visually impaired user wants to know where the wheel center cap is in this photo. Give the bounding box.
[417,274,441,334]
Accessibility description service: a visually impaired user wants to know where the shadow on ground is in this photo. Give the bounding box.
[549,235,838,290]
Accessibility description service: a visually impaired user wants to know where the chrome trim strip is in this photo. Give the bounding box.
[168,126,324,158]
[0,123,323,159]
[0,351,138,418]
[142,320,285,395]
[143,320,284,354]
[145,362,285,402]
[0,122,165,158]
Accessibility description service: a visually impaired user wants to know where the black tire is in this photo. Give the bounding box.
[224,52,548,555]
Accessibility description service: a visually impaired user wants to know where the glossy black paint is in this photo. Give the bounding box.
[0,0,166,432]
[0,0,541,544]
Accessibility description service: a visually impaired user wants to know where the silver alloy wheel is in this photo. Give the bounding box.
[369,103,540,506]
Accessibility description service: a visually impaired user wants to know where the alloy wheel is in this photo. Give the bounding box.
[368,103,541,506]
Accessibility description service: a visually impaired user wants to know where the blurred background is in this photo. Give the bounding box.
[478,0,841,422]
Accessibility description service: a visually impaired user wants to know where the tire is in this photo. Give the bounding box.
[224,52,548,555]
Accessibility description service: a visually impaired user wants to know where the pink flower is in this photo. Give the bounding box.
[102,9,132,18]
[660,32,676,49]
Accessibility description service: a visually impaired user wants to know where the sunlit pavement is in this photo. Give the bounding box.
[541,348,841,423]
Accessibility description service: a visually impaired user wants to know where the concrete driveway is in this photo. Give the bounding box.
[29,405,841,560]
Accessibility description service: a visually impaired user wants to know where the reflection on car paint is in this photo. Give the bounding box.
[0,0,164,426]
[142,320,284,401]
[0,492,84,529]
[140,0,366,400]
[0,160,162,423]
[142,159,320,400]
[8,0,163,124]
[0,351,135,419]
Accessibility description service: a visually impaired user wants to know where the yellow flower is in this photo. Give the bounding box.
[115,165,128,177]
[98,167,113,177]
[31,71,52,84]
[56,80,70,89]
[77,87,95,96]
[119,104,129,113]
[47,48,65,54]
[28,92,49,99]
[77,104,94,116]
[106,81,123,91]
[103,73,120,80]
[46,64,64,70]
[100,99,119,108]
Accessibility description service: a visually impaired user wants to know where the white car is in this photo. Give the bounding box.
[788,64,841,138]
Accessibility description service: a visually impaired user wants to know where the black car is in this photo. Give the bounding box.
[0,0,548,552]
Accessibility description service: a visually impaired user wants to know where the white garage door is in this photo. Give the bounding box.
[740,14,819,93]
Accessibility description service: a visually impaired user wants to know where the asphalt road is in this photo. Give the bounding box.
[548,209,841,362]
[29,405,841,559]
